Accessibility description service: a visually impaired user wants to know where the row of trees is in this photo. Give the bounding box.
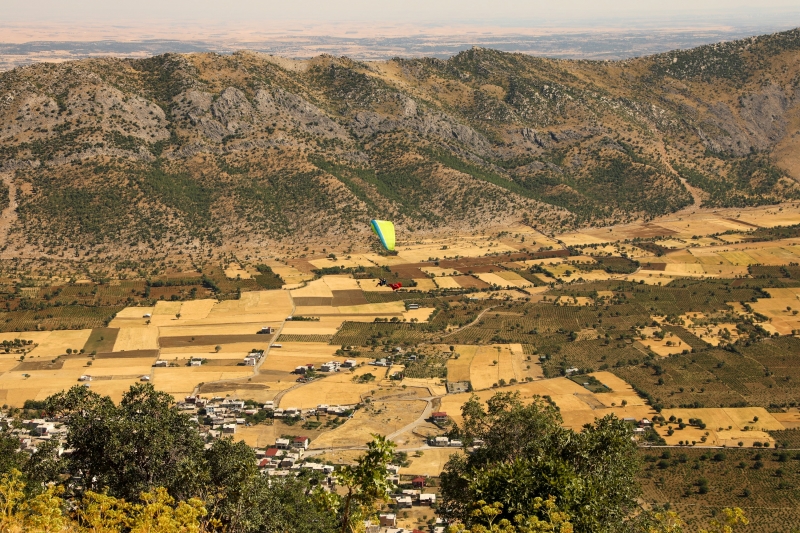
[0,385,747,533]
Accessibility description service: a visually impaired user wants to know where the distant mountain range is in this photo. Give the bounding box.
[1,27,799,259]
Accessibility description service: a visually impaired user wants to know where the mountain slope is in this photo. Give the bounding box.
[1,28,800,258]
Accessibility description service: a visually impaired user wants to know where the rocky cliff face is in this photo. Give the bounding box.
[1,29,800,257]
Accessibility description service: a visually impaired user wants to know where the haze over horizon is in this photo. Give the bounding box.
[2,1,800,69]
[5,0,800,27]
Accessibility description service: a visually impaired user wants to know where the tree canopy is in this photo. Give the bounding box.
[440,392,640,533]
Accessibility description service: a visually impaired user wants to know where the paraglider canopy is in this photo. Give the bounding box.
[370,220,395,251]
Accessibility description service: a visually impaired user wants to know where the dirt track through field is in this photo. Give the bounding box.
[189,292,296,397]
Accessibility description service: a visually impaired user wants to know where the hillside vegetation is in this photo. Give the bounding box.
[1,29,800,257]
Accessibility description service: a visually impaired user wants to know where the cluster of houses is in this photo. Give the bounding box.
[294,359,357,375]
[4,408,445,533]
[0,416,68,454]
[242,351,265,367]
[627,417,653,436]
[272,403,357,419]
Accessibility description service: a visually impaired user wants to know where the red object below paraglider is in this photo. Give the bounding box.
[390,283,403,291]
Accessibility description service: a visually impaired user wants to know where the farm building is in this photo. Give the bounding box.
[419,493,436,506]
[432,436,450,447]
[320,361,340,372]
[432,411,448,423]
[395,495,413,508]
[412,477,426,489]
[292,436,310,450]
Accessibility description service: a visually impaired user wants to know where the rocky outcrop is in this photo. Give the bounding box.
[350,108,491,154]
[701,84,791,155]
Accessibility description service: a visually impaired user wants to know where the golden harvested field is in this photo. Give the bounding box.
[684,322,740,346]
[433,276,461,289]
[421,266,460,276]
[280,321,340,335]
[160,323,278,336]
[445,345,478,382]
[314,255,376,269]
[261,342,345,372]
[657,407,787,446]
[469,289,544,300]
[24,330,93,358]
[412,278,437,291]
[663,263,706,276]
[152,367,253,398]
[115,306,155,319]
[403,308,435,322]
[113,327,160,351]
[444,344,542,391]
[278,367,379,409]
[747,287,800,335]
[557,233,610,246]
[321,275,361,291]
[517,257,568,267]
[772,409,800,429]
[476,272,531,288]
[555,296,594,307]
[623,272,690,285]
[469,344,520,390]
[224,263,251,279]
[271,265,313,286]
[234,425,279,448]
[394,240,518,264]
[177,299,216,320]
[556,203,800,246]
[400,378,447,396]
[639,338,687,356]
[309,399,427,449]
[336,302,406,315]
[400,448,463,476]
[153,301,183,316]
[440,376,656,430]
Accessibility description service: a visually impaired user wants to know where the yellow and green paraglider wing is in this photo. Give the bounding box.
[370,220,395,251]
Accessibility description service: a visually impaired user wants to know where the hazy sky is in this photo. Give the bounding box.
[6,0,800,27]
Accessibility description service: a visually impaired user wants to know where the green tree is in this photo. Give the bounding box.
[440,392,640,533]
[335,434,396,533]
[0,434,27,477]
[45,383,205,501]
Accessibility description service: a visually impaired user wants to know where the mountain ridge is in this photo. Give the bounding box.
[1,27,800,259]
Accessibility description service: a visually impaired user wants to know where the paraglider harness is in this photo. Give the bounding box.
[377,278,388,287]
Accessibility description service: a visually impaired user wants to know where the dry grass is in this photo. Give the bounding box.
[277,365,378,408]
[112,327,160,351]
[24,330,93,358]
[224,263,252,279]
[309,398,427,449]
[439,376,656,430]
[399,448,462,476]
[433,276,461,289]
